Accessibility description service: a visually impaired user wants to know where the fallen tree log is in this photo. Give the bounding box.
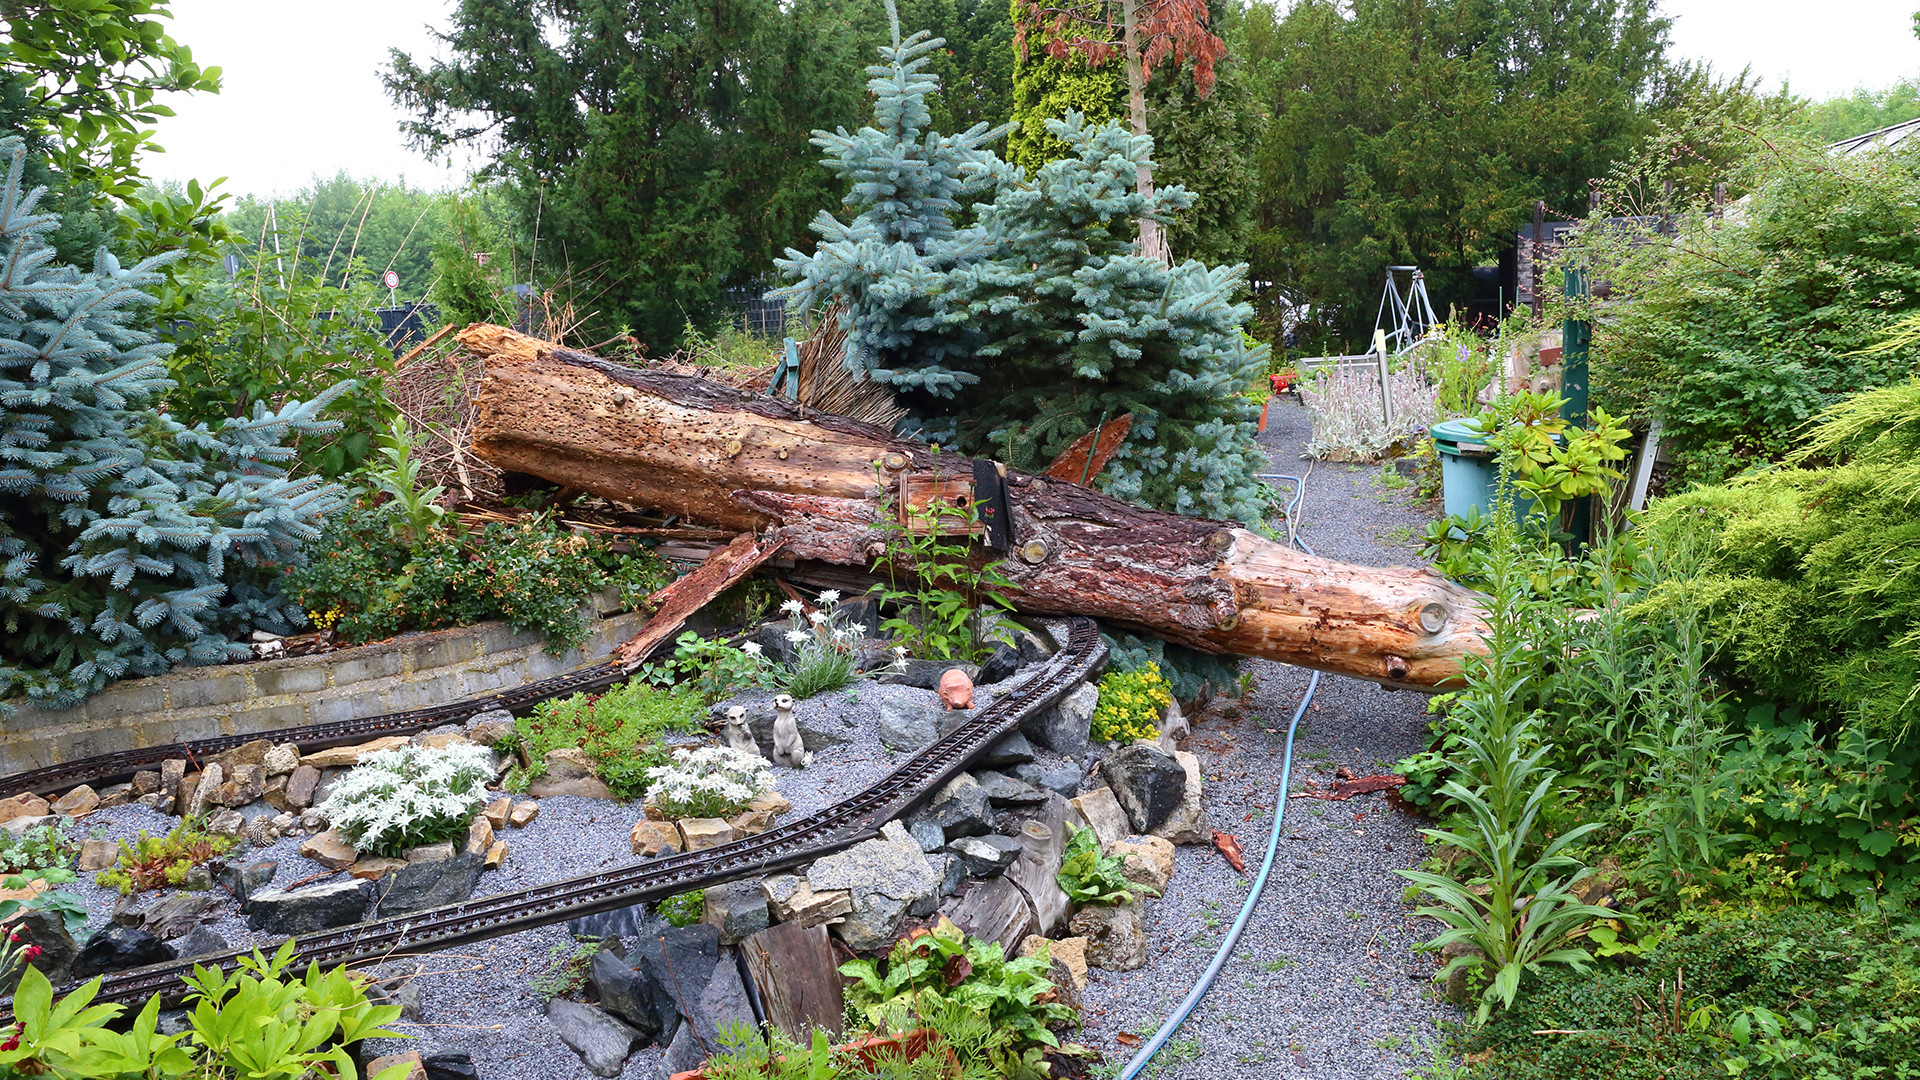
[461,324,1488,688]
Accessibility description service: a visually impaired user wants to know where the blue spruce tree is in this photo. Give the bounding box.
[0,136,349,711]
[780,4,1268,522]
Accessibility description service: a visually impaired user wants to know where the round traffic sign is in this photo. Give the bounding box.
[383,270,399,290]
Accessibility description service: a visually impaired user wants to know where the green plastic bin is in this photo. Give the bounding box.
[1431,418,1497,520]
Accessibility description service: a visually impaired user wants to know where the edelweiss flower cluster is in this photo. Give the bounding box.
[643,745,776,819]
[320,742,495,857]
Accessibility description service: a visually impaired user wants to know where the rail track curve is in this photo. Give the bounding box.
[1,617,1105,1021]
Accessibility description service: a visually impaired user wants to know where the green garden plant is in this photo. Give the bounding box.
[874,458,1018,664]
[669,631,779,703]
[1057,826,1154,906]
[1089,663,1173,745]
[774,592,867,700]
[0,826,76,876]
[95,821,238,896]
[514,680,704,800]
[318,743,494,857]
[367,419,448,545]
[839,918,1075,1054]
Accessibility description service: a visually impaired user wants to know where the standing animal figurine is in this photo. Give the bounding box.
[722,705,757,756]
[770,694,810,768]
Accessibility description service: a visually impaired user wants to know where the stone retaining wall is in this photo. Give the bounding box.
[1,602,645,777]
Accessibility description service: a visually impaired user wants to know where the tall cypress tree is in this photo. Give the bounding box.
[0,137,348,711]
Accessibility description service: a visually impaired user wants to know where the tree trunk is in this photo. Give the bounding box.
[462,324,1487,688]
[1122,0,1169,264]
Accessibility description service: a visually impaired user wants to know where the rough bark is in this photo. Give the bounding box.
[464,324,1488,688]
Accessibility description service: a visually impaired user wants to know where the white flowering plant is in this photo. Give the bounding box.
[776,592,881,699]
[320,743,495,857]
[643,746,777,819]
[671,630,777,702]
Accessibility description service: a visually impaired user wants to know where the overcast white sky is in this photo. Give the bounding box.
[146,0,1920,198]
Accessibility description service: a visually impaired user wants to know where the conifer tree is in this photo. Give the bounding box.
[0,136,348,711]
[780,4,1268,523]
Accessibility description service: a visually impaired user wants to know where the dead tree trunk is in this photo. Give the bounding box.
[462,324,1487,688]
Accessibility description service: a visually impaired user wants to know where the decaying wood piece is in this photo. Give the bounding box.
[464,323,1489,688]
[741,921,845,1043]
[613,532,785,664]
[1042,412,1132,484]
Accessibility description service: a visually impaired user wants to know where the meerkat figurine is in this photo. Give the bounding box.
[770,694,811,768]
[722,705,757,756]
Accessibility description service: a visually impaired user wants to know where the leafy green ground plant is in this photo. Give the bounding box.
[669,631,778,703]
[873,454,1017,664]
[515,680,704,799]
[1057,826,1154,906]
[774,592,868,699]
[840,919,1075,1055]
[0,826,76,875]
[656,890,706,927]
[95,821,237,896]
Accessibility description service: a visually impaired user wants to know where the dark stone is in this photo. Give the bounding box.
[2,908,77,990]
[914,774,992,841]
[835,594,880,634]
[660,1023,706,1078]
[935,853,965,897]
[546,999,643,1078]
[136,891,222,940]
[589,946,671,1044]
[1005,622,1057,664]
[1098,744,1189,834]
[875,698,941,752]
[1022,681,1096,760]
[979,731,1037,768]
[904,817,945,852]
[568,901,665,943]
[975,771,1046,807]
[1011,755,1084,797]
[702,879,769,945]
[946,835,1022,878]
[157,1009,192,1036]
[70,925,171,979]
[245,879,371,935]
[975,644,1022,685]
[632,924,723,1046]
[214,859,278,910]
[749,623,803,666]
[166,926,230,962]
[375,853,485,916]
[881,659,979,691]
[421,1052,481,1080]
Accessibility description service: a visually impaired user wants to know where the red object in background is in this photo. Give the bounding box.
[1269,371,1294,394]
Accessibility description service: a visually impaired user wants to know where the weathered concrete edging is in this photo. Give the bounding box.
[1,605,644,777]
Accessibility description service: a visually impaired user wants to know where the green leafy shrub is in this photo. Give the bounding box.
[1090,663,1172,745]
[1057,826,1151,906]
[656,890,706,928]
[0,135,350,712]
[643,747,775,819]
[668,631,778,703]
[1468,907,1920,1080]
[515,679,705,800]
[95,821,237,896]
[874,461,1017,665]
[286,502,666,654]
[774,592,865,700]
[319,743,493,857]
[839,918,1075,1054]
[0,870,87,939]
[0,826,76,875]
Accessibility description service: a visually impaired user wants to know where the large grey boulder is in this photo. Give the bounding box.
[1148,750,1208,845]
[702,878,770,944]
[912,773,992,841]
[1097,744,1189,834]
[245,879,370,935]
[375,853,485,916]
[70,926,171,979]
[1023,681,1096,760]
[546,999,643,1078]
[1,908,76,991]
[1011,754,1084,797]
[975,643,1022,685]
[588,945,673,1045]
[1068,899,1147,971]
[975,771,1046,808]
[979,730,1036,768]
[807,825,939,951]
[875,697,941,752]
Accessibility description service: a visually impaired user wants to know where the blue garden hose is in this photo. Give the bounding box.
[1117,474,1321,1079]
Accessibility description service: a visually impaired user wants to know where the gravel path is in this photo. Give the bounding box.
[1076,397,1459,1079]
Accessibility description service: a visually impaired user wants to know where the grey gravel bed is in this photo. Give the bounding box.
[47,678,956,1080]
[1075,398,1459,1079]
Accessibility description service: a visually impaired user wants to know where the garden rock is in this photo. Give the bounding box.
[180,864,213,891]
[1098,744,1188,834]
[301,737,409,769]
[78,838,117,871]
[212,739,272,773]
[404,842,456,864]
[678,817,734,850]
[1022,934,1088,990]
[365,1053,426,1080]
[761,873,853,926]
[71,926,171,979]
[1108,835,1176,893]
[527,773,615,799]
[630,820,683,857]
[465,817,494,856]
[975,771,1045,807]
[263,743,301,776]
[1022,681,1095,759]
[587,947,670,1044]
[903,816,944,852]
[421,1052,480,1080]
[1147,750,1208,845]
[2,908,76,989]
[875,698,941,752]
[203,810,243,839]
[1011,754,1083,797]
[186,765,224,819]
[0,815,57,838]
[350,857,408,881]
[246,879,371,934]
[542,747,596,781]
[882,659,978,691]
[484,841,507,870]
[464,709,516,746]
[483,798,511,829]
[285,766,320,810]
[299,830,358,870]
[508,801,539,827]
[980,730,1036,768]
[749,623,803,665]
[546,999,644,1078]
[52,785,98,816]
[568,900,665,943]
[166,926,229,962]
[807,831,938,950]
[975,643,1022,684]
[217,764,265,807]
[137,891,221,940]
[262,774,291,810]
[934,853,964,897]
[914,773,991,841]
[132,771,162,796]
[703,878,770,944]
[1441,941,1491,1006]
[376,853,484,916]
[946,835,1021,878]
[1068,786,1132,848]
[1067,899,1146,971]
[630,924,727,1045]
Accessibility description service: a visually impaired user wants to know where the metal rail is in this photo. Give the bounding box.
[2,618,1104,1020]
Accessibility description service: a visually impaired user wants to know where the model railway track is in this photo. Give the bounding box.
[2,618,1104,1020]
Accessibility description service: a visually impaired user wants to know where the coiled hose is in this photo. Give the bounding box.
[1116,474,1321,1079]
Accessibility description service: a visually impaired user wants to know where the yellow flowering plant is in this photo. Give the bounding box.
[1091,663,1173,744]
